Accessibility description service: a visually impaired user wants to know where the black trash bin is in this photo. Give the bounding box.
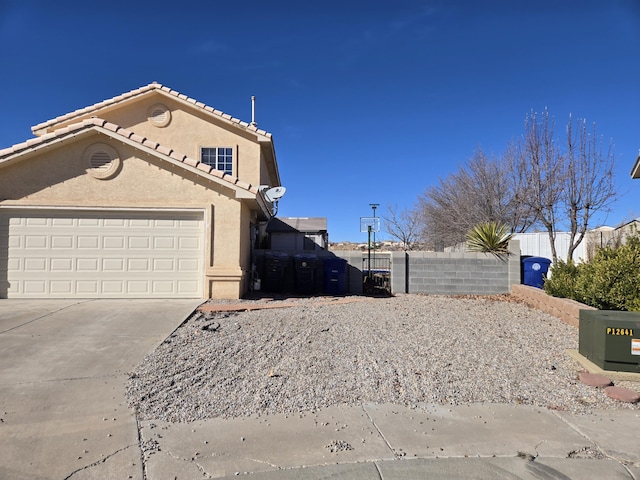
[324,258,347,295]
[294,254,317,294]
[522,256,551,288]
[263,251,289,292]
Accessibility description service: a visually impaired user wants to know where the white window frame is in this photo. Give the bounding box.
[200,147,233,175]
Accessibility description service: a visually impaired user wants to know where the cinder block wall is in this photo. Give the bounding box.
[255,240,520,297]
[389,240,521,295]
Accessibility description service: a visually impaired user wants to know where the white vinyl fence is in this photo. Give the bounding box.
[513,232,585,263]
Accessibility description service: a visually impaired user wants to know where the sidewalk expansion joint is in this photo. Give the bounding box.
[372,461,384,480]
[549,409,636,474]
[362,405,396,457]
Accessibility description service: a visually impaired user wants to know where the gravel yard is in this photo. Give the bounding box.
[126,294,639,422]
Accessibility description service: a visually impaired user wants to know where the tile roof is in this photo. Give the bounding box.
[0,117,261,195]
[31,82,272,139]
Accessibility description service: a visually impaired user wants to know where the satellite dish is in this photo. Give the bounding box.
[264,186,286,203]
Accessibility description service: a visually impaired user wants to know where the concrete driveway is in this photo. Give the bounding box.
[0,299,202,480]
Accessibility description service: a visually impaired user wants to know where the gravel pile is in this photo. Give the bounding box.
[126,294,639,422]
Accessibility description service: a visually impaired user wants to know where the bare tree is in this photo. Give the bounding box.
[416,149,537,249]
[511,109,617,262]
[382,204,420,250]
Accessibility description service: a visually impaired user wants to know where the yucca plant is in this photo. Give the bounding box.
[466,221,514,256]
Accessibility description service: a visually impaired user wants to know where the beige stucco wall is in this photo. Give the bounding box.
[0,133,252,299]
[43,92,269,189]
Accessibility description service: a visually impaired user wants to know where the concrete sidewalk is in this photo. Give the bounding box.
[0,299,202,480]
[139,402,640,479]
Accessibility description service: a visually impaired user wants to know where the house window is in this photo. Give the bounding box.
[201,147,233,175]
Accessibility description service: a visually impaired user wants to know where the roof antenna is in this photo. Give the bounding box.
[250,95,257,127]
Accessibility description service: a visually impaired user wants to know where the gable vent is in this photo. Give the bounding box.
[90,150,113,170]
[83,143,121,180]
[148,103,171,127]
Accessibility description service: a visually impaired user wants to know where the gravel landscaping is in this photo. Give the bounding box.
[126,294,640,422]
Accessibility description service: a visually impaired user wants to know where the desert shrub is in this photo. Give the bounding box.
[545,234,640,311]
[543,260,579,299]
[573,235,640,311]
[466,222,513,256]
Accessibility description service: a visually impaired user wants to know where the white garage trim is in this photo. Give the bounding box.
[0,208,205,299]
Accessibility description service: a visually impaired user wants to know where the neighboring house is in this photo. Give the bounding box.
[631,153,640,179]
[0,82,281,299]
[267,217,328,251]
[586,219,639,257]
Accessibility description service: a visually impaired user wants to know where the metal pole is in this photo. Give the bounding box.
[367,225,372,281]
[369,204,379,274]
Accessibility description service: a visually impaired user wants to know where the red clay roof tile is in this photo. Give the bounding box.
[31,82,273,139]
[156,145,172,156]
[196,163,212,173]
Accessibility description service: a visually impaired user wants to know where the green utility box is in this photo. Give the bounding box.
[579,310,640,373]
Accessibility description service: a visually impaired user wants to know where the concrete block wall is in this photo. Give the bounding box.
[390,240,521,295]
[255,240,520,297]
[511,284,596,327]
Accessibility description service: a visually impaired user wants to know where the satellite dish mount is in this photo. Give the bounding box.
[264,186,286,216]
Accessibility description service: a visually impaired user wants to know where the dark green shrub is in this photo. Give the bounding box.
[543,260,579,299]
[573,235,640,311]
[544,234,640,311]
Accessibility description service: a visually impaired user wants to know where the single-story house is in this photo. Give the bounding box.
[266,217,328,251]
[0,82,281,299]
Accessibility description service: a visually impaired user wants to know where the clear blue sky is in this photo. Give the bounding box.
[1,0,639,242]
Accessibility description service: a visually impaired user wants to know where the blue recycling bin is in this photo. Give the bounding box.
[522,256,552,288]
[324,258,347,295]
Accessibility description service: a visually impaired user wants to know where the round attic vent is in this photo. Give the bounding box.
[148,103,171,127]
[83,143,121,179]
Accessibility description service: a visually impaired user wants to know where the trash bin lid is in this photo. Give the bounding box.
[522,256,551,266]
[265,250,289,259]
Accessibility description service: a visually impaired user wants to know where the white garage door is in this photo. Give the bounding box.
[0,209,204,298]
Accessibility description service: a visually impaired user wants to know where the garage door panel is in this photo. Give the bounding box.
[179,237,201,249]
[178,280,199,294]
[51,280,73,294]
[2,210,204,298]
[77,281,99,294]
[103,236,126,249]
[152,280,175,294]
[51,236,73,249]
[51,258,73,271]
[154,237,175,249]
[128,259,150,271]
[23,280,46,294]
[25,236,47,248]
[129,237,150,249]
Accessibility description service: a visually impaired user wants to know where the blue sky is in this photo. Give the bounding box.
[1,0,639,242]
